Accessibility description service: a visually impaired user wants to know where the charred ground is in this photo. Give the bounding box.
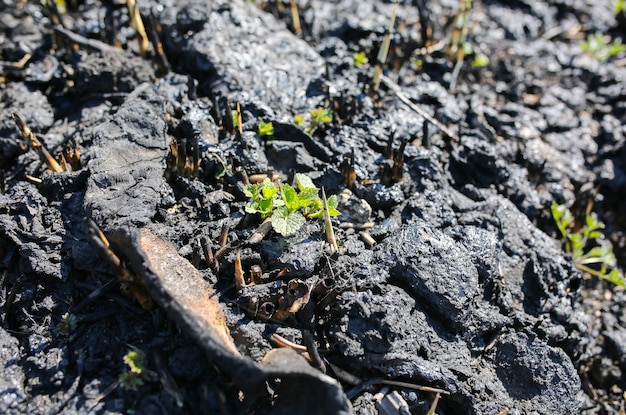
[1,1,626,414]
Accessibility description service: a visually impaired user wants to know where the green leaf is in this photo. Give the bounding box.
[585,213,603,231]
[258,121,274,139]
[472,53,490,68]
[261,185,278,200]
[551,202,573,238]
[295,173,317,192]
[604,269,626,288]
[243,184,258,199]
[327,206,341,217]
[123,351,145,374]
[568,233,585,259]
[257,199,273,217]
[272,208,305,236]
[328,194,338,209]
[353,51,369,67]
[245,201,260,214]
[280,184,299,211]
[119,371,144,391]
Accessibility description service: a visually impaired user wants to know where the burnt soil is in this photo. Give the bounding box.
[1,1,626,414]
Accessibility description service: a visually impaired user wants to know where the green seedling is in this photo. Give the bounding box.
[353,51,369,67]
[119,349,146,391]
[616,0,626,14]
[294,107,333,135]
[231,102,243,134]
[579,32,626,62]
[471,53,490,68]
[551,202,625,287]
[58,312,77,336]
[258,121,275,140]
[244,173,340,236]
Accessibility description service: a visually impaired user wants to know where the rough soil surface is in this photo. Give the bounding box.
[1,0,626,414]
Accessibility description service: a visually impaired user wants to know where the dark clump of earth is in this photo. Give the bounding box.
[1,0,626,414]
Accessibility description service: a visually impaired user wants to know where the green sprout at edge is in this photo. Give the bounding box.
[551,202,625,288]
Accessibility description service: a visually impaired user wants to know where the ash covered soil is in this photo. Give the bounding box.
[1,0,626,414]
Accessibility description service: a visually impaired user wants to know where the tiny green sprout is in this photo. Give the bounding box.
[231,110,240,129]
[461,42,473,56]
[258,121,274,140]
[294,107,333,135]
[119,350,146,391]
[616,0,626,14]
[551,202,625,288]
[579,32,626,62]
[353,51,369,67]
[58,312,77,336]
[414,58,423,69]
[471,53,490,68]
[294,113,304,126]
[245,173,340,236]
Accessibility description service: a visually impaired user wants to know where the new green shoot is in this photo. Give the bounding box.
[551,202,625,287]
[244,173,340,236]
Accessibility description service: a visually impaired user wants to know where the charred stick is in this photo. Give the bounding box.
[127,0,150,55]
[234,249,246,291]
[380,379,450,395]
[359,231,377,248]
[219,223,230,249]
[302,329,325,372]
[145,8,171,76]
[247,217,273,245]
[341,148,357,189]
[199,237,214,269]
[53,26,120,53]
[427,392,441,415]
[73,278,119,313]
[385,129,396,159]
[290,0,302,36]
[12,113,63,173]
[322,188,338,253]
[269,333,308,353]
[213,240,237,262]
[414,0,433,48]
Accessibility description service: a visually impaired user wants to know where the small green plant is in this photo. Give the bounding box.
[258,121,274,140]
[353,51,369,67]
[471,53,490,68]
[244,173,340,236]
[231,110,239,128]
[579,32,626,62]
[119,350,146,391]
[616,0,626,14]
[58,312,77,336]
[294,107,332,135]
[551,202,625,287]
